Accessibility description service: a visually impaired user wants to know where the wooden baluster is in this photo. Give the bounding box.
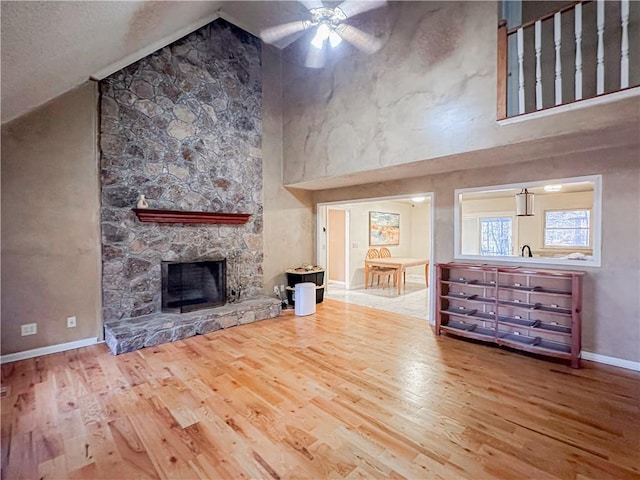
[621,0,630,89]
[575,3,583,100]
[597,0,605,94]
[535,20,543,110]
[554,12,562,106]
[517,27,525,114]
[497,20,508,120]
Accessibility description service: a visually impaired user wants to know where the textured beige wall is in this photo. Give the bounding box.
[313,147,640,362]
[281,1,639,188]
[261,46,314,295]
[410,201,431,270]
[1,83,102,355]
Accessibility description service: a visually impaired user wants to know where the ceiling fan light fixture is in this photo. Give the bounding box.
[263,0,388,67]
[311,23,331,49]
[328,30,342,47]
[310,6,346,23]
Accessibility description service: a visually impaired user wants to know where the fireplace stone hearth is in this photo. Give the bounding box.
[104,296,280,354]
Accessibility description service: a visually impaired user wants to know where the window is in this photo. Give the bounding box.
[480,217,513,256]
[455,174,602,267]
[544,209,591,248]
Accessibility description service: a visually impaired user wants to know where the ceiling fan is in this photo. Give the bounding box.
[260,0,387,68]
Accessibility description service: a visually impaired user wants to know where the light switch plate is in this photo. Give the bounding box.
[21,323,37,336]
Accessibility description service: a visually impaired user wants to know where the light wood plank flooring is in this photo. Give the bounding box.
[2,299,639,479]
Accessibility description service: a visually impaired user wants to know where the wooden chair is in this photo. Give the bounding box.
[377,247,399,287]
[366,248,395,288]
[365,248,380,286]
[366,248,380,260]
[380,247,404,286]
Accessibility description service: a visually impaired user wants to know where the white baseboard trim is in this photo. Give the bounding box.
[1,337,100,364]
[581,351,640,371]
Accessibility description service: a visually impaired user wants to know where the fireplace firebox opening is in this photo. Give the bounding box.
[161,259,227,313]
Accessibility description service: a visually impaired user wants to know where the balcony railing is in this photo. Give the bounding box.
[497,0,638,120]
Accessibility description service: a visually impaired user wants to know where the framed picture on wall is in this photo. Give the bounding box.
[369,211,400,246]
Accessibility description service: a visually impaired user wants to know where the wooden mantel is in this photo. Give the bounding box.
[132,209,251,225]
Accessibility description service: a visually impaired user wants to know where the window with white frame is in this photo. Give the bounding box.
[544,209,591,248]
[455,175,602,266]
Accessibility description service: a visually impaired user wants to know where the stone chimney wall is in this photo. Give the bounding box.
[99,19,263,323]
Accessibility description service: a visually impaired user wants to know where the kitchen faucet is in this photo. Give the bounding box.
[521,245,533,257]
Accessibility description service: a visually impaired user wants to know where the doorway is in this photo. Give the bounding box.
[317,193,435,322]
[327,208,349,287]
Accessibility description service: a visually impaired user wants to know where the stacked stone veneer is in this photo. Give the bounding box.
[99,19,272,351]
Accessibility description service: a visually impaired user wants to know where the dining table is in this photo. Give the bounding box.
[364,257,429,295]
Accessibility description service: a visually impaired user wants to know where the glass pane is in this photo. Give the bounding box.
[545,210,590,229]
[545,210,590,247]
[480,217,512,256]
[545,228,590,247]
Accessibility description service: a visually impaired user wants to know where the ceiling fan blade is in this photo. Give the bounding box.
[261,21,312,44]
[305,44,327,69]
[277,30,306,49]
[336,0,386,19]
[335,24,382,55]
[299,0,325,10]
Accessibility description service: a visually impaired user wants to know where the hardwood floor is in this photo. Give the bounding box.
[2,298,639,479]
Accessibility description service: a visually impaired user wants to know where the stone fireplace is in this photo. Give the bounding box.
[99,19,280,354]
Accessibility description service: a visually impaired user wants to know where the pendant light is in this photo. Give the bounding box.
[515,188,535,216]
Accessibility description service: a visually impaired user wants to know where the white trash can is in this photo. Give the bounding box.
[294,282,316,316]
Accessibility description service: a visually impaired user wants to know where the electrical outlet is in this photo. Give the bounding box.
[21,323,37,336]
[67,316,77,328]
[280,284,285,294]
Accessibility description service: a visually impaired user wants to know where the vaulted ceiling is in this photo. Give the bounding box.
[1,1,304,124]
